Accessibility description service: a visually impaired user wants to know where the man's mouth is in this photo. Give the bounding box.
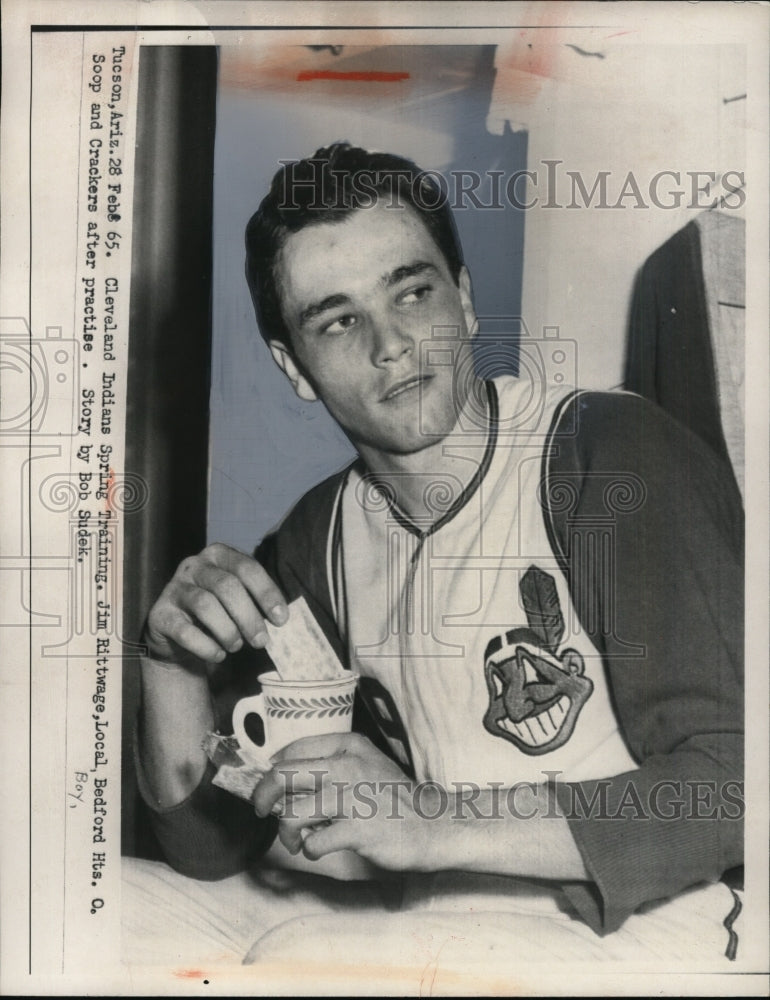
[381,374,432,402]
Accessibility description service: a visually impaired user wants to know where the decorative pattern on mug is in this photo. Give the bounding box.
[266,693,355,719]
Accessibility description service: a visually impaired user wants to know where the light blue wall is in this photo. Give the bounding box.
[208,45,526,552]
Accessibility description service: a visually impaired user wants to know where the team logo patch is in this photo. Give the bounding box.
[482,566,593,755]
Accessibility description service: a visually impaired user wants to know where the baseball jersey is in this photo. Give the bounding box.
[334,377,637,788]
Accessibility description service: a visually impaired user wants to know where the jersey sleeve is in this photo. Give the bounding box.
[137,467,350,879]
[545,391,744,934]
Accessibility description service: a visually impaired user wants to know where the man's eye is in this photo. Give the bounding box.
[323,314,358,335]
[399,285,432,305]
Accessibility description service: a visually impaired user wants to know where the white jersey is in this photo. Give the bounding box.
[334,376,637,788]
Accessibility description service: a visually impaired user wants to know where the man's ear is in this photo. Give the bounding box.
[269,341,318,402]
[459,266,479,338]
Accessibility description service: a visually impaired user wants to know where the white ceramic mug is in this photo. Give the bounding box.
[232,670,358,761]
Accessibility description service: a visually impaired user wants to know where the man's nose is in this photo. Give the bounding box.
[370,314,414,366]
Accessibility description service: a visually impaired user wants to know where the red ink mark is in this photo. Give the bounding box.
[605,31,633,38]
[296,70,410,83]
[174,969,206,979]
[106,467,115,513]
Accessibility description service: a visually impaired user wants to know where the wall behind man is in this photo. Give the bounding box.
[490,33,745,390]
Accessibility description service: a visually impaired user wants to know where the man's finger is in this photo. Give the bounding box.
[147,605,228,664]
[301,819,357,860]
[193,564,267,647]
[276,797,331,854]
[173,619,228,663]
[252,764,324,817]
[252,769,289,818]
[178,586,243,653]
[204,544,289,626]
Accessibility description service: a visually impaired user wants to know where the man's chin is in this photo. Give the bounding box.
[343,393,470,458]
[355,427,445,457]
[345,411,458,458]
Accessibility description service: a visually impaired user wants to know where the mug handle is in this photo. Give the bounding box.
[232,693,270,761]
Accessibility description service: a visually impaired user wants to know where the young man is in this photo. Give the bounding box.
[132,143,744,970]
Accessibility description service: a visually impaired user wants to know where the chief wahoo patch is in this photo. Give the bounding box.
[482,566,593,755]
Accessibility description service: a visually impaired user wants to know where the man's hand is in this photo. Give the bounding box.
[144,542,288,667]
[252,732,591,883]
[139,543,288,808]
[252,733,435,871]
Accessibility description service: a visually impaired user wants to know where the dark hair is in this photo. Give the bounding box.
[244,142,465,349]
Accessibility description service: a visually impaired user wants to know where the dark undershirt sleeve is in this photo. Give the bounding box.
[544,392,744,934]
[136,750,277,880]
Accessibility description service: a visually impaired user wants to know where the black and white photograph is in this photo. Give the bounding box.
[1,2,768,995]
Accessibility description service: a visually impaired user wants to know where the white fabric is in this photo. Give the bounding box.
[122,857,741,981]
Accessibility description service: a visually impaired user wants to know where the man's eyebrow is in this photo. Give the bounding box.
[382,261,438,287]
[299,293,351,328]
[297,262,438,327]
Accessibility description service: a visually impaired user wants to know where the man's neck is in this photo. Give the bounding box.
[357,379,492,527]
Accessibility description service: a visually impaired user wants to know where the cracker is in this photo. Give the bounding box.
[203,731,272,801]
[212,761,269,801]
[264,596,345,680]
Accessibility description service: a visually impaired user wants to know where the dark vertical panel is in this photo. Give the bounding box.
[122,46,218,858]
